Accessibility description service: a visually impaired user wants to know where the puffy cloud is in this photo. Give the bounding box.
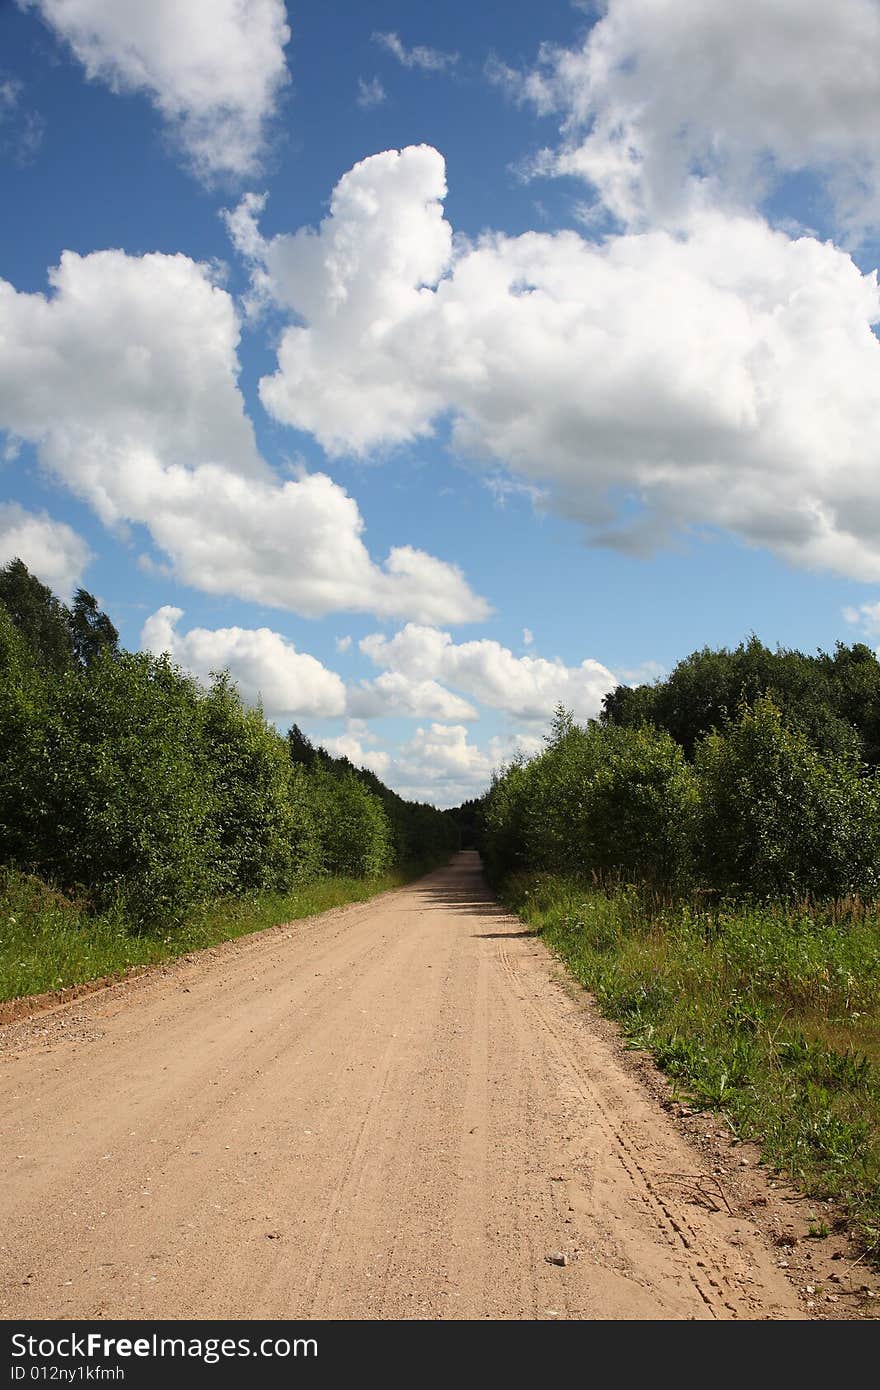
[140,606,347,718]
[248,146,452,452]
[0,248,262,485]
[21,0,290,182]
[320,724,390,779]
[325,721,542,807]
[373,32,458,74]
[138,608,480,725]
[347,669,477,722]
[0,247,489,623]
[0,502,92,595]
[387,723,543,806]
[242,145,880,583]
[356,77,386,110]
[360,624,616,723]
[522,627,534,647]
[499,0,880,239]
[137,605,548,803]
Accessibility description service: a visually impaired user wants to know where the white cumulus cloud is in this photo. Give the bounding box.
[317,718,546,808]
[324,722,543,807]
[21,0,291,182]
[239,144,880,583]
[347,669,477,722]
[140,606,347,719]
[0,246,489,624]
[498,0,880,240]
[139,608,485,726]
[241,146,452,452]
[360,624,616,723]
[0,502,92,596]
[388,723,543,806]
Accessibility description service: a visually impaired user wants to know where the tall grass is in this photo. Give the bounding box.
[503,872,880,1253]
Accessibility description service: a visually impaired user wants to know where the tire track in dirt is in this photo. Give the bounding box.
[495,940,727,1315]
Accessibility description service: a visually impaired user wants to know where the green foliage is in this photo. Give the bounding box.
[445,797,483,849]
[287,722,319,768]
[0,558,118,673]
[583,725,697,886]
[39,651,218,923]
[201,676,320,894]
[695,696,880,900]
[311,769,394,878]
[69,588,119,668]
[481,756,535,880]
[0,558,74,673]
[0,606,48,865]
[602,633,877,763]
[0,565,454,937]
[484,689,880,906]
[482,717,696,888]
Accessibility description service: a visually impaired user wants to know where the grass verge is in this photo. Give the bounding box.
[501,871,880,1255]
[0,861,440,1004]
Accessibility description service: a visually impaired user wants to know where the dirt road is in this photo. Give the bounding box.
[0,852,806,1320]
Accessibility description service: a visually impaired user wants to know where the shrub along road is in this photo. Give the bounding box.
[0,853,812,1320]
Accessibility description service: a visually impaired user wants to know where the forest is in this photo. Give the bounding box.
[0,559,457,999]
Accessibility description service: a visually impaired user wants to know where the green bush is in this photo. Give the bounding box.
[312,769,393,878]
[0,608,48,867]
[695,696,880,899]
[200,675,320,893]
[481,755,535,881]
[37,651,219,923]
[482,715,695,887]
[581,724,696,886]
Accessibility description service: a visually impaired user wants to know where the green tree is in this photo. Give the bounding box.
[581,725,696,886]
[694,696,880,899]
[202,675,320,893]
[287,723,319,768]
[69,588,119,668]
[311,769,393,878]
[0,558,73,673]
[602,635,868,762]
[0,606,48,867]
[39,651,219,922]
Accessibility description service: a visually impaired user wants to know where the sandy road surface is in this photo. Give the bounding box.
[0,852,805,1320]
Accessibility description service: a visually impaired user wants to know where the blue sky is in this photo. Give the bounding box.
[3,0,880,804]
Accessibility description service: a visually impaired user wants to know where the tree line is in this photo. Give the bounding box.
[0,560,457,925]
[477,636,880,902]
